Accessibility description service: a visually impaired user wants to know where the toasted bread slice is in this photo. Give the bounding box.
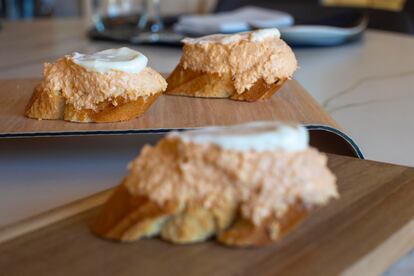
[166,65,286,102]
[92,182,308,247]
[218,201,309,247]
[92,183,182,242]
[160,200,237,244]
[92,183,237,244]
[25,87,162,123]
[25,85,66,120]
[63,93,161,123]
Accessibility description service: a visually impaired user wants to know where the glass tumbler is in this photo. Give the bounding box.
[92,0,164,35]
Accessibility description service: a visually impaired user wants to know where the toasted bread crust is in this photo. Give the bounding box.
[92,183,309,247]
[25,85,65,120]
[165,65,286,102]
[25,87,162,123]
[218,201,309,247]
[92,184,182,241]
[160,200,237,244]
[64,93,161,123]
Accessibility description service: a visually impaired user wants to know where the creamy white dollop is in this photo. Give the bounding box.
[250,28,281,41]
[71,47,148,73]
[182,28,281,45]
[169,121,309,152]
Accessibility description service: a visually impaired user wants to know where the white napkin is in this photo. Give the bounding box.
[174,6,294,35]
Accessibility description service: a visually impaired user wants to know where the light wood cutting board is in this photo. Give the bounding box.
[0,154,413,275]
[0,78,338,137]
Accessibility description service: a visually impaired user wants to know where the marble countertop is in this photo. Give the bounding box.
[0,19,413,275]
[294,31,414,168]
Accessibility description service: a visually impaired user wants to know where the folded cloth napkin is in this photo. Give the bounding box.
[174,6,294,35]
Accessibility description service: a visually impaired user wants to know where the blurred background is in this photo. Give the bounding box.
[0,0,413,34]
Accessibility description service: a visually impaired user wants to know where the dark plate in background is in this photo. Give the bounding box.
[88,10,367,47]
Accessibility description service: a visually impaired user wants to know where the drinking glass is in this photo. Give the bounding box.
[92,0,164,35]
[138,0,164,33]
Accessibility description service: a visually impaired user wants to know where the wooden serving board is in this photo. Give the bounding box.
[0,154,413,275]
[0,78,338,137]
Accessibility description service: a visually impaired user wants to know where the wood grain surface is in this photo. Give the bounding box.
[0,78,338,136]
[0,154,413,276]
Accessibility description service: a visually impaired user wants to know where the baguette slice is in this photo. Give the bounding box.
[92,182,238,244]
[92,182,309,247]
[25,86,163,123]
[92,183,182,242]
[166,65,286,102]
[218,201,309,247]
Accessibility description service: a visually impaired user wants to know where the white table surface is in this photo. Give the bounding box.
[0,19,413,275]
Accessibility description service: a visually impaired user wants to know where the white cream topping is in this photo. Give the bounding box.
[182,28,281,45]
[71,47,148,73]
[251,28,281,41]
[169,121,309,152]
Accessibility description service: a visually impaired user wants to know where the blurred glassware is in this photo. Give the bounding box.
[139,0,164,33]
[92,0,164,37]
[3,0,36,20]
[92,0,143,32]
